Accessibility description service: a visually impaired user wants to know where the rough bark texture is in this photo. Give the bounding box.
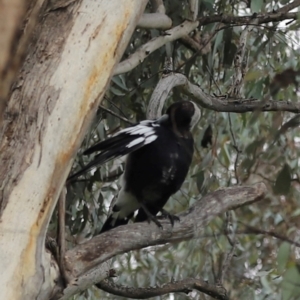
[0,0,45,127]
[147,72,300,115]
[65,183,266,280]
[0,1,147,299]
[0,0,27,125]
[42,183,266,299]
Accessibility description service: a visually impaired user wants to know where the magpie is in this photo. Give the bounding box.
[68,101,200,232]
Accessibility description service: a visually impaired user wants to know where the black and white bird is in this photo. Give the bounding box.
[68,101,200,232]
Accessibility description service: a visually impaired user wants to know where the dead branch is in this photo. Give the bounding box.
[198,12,297,26]
[147,72,300,115]
[63,183,266,283]
[277,0,300,14]
[115,5,297,76]
[97,277,228,300]
[114,20,199,75]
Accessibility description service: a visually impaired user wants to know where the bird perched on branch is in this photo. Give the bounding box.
[68,101,200,232]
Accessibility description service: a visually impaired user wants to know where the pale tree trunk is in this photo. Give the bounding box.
[0,1,147,299]
[0,0,44,127]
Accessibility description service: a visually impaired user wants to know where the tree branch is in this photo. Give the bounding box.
[277,0,300,14]
[188,0,199,22]
[115,5,297,76]
[238,222,300,248]
[64,183,266,280]
[198,12,297,26]
[137,13,172,29]
[218,212,237,286]
[114,20,199,75]
[228,18,258,97]
[57,186,71,285]
[99,105,134,125]
[97,277,228,300]
[179,33,212,54]
[147,72,300,115]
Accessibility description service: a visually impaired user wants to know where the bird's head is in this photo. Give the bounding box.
[165,101,200,137]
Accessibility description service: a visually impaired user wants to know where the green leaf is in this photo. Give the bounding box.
[245,70,263,81]
[111,75,128,91]
[251,0,264,12]
[196,170,205,192]
[198,151,213,170]
[248,79,264,98]
[202,0,214,11]
[240,157,254,172]
[260,271,273,294]
[281,266,300,300]
[220,143,230,168]
[212,30,224,64]
[110,86,125,96]
[277,242,290,273]
[291,208,300,217]
[245,139,265,155]
[273,164,291,195]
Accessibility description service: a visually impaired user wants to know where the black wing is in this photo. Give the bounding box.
[67,118,167,181]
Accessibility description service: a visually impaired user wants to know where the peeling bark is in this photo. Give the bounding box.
[0,0,45,128]
[60,183,266,292]
[0,1,147,299]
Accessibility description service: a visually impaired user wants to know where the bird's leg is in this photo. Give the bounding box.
[139,202,163,229]
[160,209,180,226]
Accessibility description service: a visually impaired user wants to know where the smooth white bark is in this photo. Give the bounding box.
[138,13,172,29]
[114,20,199,75]
[0,1,147,299]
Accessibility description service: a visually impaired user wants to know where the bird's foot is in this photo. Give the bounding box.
[160,209,180,226]
[140,203,163,229]
[147,214,163,229]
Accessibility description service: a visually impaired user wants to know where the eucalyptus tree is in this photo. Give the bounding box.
[0,0,299,299]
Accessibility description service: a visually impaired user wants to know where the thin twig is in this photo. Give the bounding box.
[197,12,297,26]
[114,20,199,75]
[97,277,228,300]
[238,222,300,248]
[177,27,219,72]
[198,227,300,248]
[277,0,300,14]
[99,105,134,125]
[228,113,240,184]
[104,96,130,118]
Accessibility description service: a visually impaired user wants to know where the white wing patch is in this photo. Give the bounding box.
[115,119,160,149]
[126,137,145,148]
[145,135,157,144]
[121,124,154,135]
[140,120,153,126]
[130,126,153,135]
